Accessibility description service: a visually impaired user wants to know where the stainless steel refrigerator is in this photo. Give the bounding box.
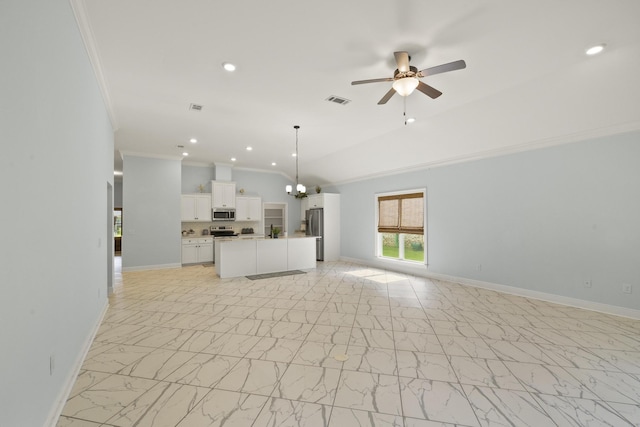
[306,208,324,261]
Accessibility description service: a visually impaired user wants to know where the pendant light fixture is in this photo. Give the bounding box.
[285,125,306,198]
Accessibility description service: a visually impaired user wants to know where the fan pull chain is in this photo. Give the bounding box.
[403,96,407,125]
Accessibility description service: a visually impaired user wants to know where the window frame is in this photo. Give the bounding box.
[375,188,427,265]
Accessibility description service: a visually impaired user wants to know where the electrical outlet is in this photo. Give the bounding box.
[584,280,592,288]
[622,283,632,294]
[477,264,482,272]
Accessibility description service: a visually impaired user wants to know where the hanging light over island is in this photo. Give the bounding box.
[286,125,306,198]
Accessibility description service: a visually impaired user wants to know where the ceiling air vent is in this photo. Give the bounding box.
[325,95,351,106]
[189,103,203,111]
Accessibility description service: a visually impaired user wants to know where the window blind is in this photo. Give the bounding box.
[377,192,424,235]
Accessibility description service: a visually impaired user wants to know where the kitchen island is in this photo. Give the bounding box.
[215,236,317,278]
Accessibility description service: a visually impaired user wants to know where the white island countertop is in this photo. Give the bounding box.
[217,233,308,240]
[215,236,316,278]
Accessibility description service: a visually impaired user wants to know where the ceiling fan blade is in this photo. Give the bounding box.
[420,59,466,77]
[394,51,410,72]
[378,88,396,105]
[351,77,394,85]
[416,81,442,99]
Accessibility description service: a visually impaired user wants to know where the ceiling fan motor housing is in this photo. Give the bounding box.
[394,66,421,80]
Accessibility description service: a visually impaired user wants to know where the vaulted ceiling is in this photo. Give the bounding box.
[74,0,640,185]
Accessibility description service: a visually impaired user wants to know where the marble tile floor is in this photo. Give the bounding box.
[58,261,640,426]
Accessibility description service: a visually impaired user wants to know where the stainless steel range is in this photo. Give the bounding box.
[210,228,238,238]
[210,226,238,263]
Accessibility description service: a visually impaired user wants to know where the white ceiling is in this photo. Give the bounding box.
[75,0,640,185]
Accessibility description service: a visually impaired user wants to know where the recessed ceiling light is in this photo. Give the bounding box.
[222,62,236,72]
[189,138,197,143]
[406,117,416,124]
[291,153,297,157]
[114,171,123,176]
[246,146,253,151]
[271,162,276,166]
[586,44,606,55]
[182,152,189,156]
[231,157,236,162]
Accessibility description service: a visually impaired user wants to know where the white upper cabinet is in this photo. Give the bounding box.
[307,193,323,208]
[181,194,212,221]
[236,196,262,221]
[212,181,236,208]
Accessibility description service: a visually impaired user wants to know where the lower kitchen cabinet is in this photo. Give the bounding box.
[182,237,213,264]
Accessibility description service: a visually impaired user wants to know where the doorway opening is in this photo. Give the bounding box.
[107,183,114,295]
[114,208,122,255]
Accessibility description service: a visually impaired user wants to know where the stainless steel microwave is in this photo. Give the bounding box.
[212,208,235,221]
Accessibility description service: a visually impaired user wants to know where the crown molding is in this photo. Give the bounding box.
[179,163,294,181]
[119,151,183,161]
[182,160,215,167]
[234,165,293,181]
[69,0,118,131]
[329,120,640,187]
[214,162,235,168]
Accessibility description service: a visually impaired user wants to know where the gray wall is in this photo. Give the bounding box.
[233,169,303,236]
[122,155,182,270]
[0,0,113,425]
[114,180,123,208]
[335,132,640,312]
[181,164,215,193]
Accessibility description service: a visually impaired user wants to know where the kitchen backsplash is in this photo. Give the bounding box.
[181,221,262,236]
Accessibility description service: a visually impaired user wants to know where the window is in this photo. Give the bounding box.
[377,191,425,263]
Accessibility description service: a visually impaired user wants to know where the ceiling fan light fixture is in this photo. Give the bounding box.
[393,77,419,96]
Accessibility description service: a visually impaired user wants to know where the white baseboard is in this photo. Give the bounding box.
[340,256,640,320]
[45,300,109,427]
[122,262,182,272]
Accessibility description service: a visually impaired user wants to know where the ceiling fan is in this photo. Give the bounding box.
[351,51,466,105]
